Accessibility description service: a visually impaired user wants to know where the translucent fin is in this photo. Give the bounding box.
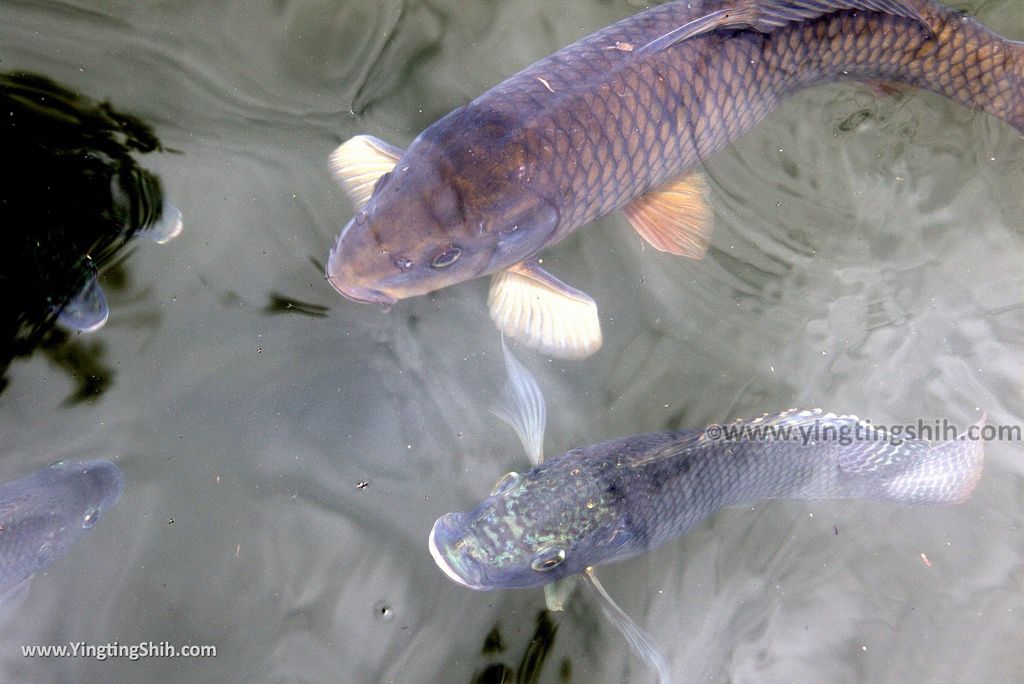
[543,577,577,612]
[623,171,711,258]
[487,260,602,360]
[490,338,546,466]
[641,0,930,54]
[0,577,31,608]
[138,204,183,244]
[328,135,403,208]
[878,415,985,504]
[583,568,672,684]
[57,272,108,333]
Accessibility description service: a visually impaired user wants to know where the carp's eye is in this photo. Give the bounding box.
[530,546,565,572]
[430,246,462,268]
[490,471,520,496]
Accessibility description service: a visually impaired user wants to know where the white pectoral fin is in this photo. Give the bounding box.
[491,337,546,466]
[583,568,672,684]
[623,170,711,259]
[328,135,404,207]
[487,261,602,360]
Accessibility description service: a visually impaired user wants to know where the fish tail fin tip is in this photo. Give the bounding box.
[884,432,984,505]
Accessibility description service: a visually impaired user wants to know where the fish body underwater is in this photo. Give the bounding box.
[0,459,124,602]
[327,0,1024,358]
[429,410,983,590]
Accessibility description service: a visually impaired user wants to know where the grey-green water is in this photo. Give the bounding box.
[1,0,1022,681]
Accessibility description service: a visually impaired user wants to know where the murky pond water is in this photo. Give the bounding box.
[1,0,1022,682]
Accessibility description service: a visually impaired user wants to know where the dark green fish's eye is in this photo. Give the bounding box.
[490,471,520,496]
[430,246,462,268]
[530,546,565,572]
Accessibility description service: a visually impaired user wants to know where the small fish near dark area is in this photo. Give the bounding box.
[0,459,124,605]
[0,72,182,395]
[326,0,1024,358]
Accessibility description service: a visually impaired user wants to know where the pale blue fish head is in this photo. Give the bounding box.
[6,460,125,579]
[429,460,633,590]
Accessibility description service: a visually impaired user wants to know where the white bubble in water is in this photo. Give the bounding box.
[374,601,394,622]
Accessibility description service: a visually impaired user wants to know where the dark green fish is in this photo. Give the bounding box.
[327,0,1024,358]
[429,409,983,590]
[0,459,124,602]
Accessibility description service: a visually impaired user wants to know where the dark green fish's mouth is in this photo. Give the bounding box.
[428,514,488,590]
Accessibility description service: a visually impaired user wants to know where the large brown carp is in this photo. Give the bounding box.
[327,0,1024,358]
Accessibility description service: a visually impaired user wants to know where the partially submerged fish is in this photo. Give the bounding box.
[327,0,1024,358]
[431,410,983,589]
[430,343,985,682]
[0,459,124,603]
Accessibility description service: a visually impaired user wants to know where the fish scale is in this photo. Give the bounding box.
[467,0,1018,235]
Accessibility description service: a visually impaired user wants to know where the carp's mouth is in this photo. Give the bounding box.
[326,277,398,310]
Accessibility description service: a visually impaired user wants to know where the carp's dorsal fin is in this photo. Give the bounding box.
[491,337,547,466]
[641,0,931,54]
[328,135,404,208]
[583,568,672,684]
[488,260,603,360]
[623,170,711,258]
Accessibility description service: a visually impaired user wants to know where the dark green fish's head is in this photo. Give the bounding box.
[0,459,124,588]
[326,109,560,307]
[429,458,632,590]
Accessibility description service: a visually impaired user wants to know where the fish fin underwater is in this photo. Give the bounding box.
[641,0,932,54]
[487,261,602,360]
[328,134,403,208]
[622,170,712,258]
[713,408,987,504]
[490,336,547,466]
[584,568,672,684]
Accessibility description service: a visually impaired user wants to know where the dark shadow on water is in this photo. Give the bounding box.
[471,610,571,684]
[0,71,176,400]
[263,292,330,318]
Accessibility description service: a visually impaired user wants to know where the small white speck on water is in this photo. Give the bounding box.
[862,646,868,652]
[769,366,775,373]
[375,601,395,622]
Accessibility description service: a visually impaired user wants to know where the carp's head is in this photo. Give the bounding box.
[428,461,635,590]
[326,113,560,307]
